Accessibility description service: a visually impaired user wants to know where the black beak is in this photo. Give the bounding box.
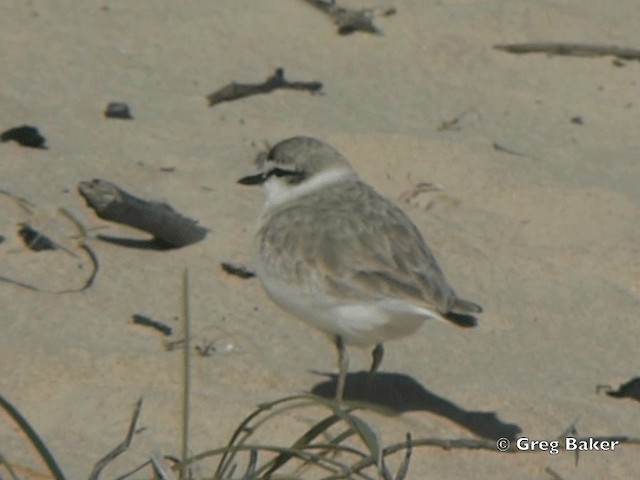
[237,172,268,185]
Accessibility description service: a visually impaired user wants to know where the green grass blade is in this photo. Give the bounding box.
[257,413,343,476]
[212,394,312,478]
[0,394,67,480]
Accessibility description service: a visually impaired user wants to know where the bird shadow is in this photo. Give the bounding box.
[310,370,521,441]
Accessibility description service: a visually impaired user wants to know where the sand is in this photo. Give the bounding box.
[1,1,639,478]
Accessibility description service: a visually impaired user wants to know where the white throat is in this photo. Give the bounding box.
[263,167,355,209]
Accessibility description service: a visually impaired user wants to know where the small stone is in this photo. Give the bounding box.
[104,102,133,119]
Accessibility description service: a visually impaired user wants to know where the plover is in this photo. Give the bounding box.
[239,136,482,400]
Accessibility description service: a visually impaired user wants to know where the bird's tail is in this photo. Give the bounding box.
[451,297,483,314]
[443,297,482,328]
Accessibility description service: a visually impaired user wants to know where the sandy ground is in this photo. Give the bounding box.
[1,1,639,478]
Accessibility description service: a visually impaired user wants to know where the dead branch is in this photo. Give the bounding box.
[78,179,208,248]
[88,398,143,480]
[302,0,396,35]
[494,43,640,61]
[207,68,322,107]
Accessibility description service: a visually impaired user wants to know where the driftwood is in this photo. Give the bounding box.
[494,43,640,61]
[78,179,207,248]
[302,0,396,35]
[207,68,322,107]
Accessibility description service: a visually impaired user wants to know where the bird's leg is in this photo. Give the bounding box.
[369,343,384,380]
[334,335,348,401]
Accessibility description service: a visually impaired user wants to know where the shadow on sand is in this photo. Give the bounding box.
[311,370,521,441]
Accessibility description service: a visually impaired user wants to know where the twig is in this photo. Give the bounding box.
[0,189,36,214]
[207,68,322,107]
[132,314,173,336]
[58,207,88,239]
[78,179,208,248]
[302,0,396,35]
[0,242,99,293]
[394,433,412,480]
[58,243,100,293]
[494,43,640,61]
[88,398,143,480]
[221,262,256,279]
[556,417,580,466]
[492,142,528,158]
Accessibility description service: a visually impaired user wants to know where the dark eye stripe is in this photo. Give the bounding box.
[271,167,297,178]
[238,168,305,186]
[270,168,306,184]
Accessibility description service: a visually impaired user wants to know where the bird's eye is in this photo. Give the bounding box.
[271,168,306,184]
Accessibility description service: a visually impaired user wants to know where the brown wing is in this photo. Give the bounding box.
[258,180,480,315]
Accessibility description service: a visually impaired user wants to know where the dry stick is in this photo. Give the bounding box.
[88,398,143,480]
[302,0,396,35]
[393,433,412,480]
[221,262,256,279]
[180,269,191,480]
[78,179,208,248]
[207,68,322,107]
[0,275,41,291]
[59,243,99,293]
[0,189,36,214]
[0,239,99,293]
[492,142,528,158]
[58,208,100,293]
[494,43,640,61]
[58,207,88,238]
[132,314,173,336]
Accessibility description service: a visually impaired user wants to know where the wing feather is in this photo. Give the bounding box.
[257,180,480,316]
